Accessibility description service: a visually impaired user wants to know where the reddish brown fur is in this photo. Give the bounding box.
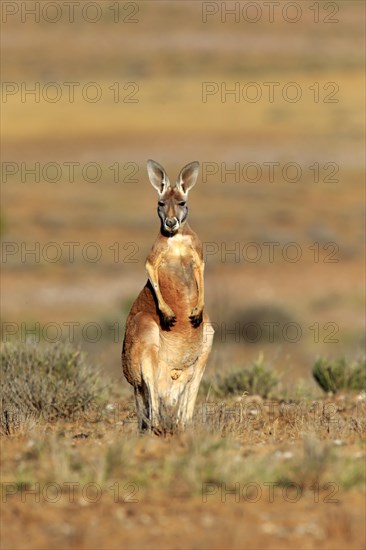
[123,223,206,386]
[122,160,213,431]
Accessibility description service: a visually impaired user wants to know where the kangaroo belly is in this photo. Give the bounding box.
[159,330,201,372]
[158,259,197,312]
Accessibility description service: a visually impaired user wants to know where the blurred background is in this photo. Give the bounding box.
[1,0,365,392]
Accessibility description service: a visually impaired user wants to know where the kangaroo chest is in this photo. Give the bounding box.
[158,234,198,306]
[159,235,195,279]
[164,234,193,260]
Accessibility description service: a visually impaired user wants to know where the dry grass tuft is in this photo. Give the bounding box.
[313,357,366,393]
[200,355,280,399]
[0,342,106,433]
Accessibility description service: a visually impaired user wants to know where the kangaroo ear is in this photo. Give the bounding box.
[147,159,170,194]
[177,161,200,194]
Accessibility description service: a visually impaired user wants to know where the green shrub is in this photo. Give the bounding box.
[312,357,366,393]
[0,342,105,432]
[201,356,280,398]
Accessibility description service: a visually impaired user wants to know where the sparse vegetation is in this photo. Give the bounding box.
[1,349,365,549]
[1,401,365,493]
[201,356,280,398]
[0,342,106,433]
[312,357,366,394]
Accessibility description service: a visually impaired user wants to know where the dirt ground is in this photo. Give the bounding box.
[2,491,365,550]
[1,391,365,549]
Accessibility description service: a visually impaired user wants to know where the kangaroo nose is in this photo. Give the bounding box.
[166,218,176,228]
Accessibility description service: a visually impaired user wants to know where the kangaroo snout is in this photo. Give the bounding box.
[165,217,178,229]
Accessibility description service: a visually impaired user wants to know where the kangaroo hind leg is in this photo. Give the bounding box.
[127,313,160,433]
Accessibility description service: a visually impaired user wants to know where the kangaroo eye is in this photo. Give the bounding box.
[158,201,165,207]
[178,201,186,207]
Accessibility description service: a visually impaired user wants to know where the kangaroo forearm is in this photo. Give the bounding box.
[193,265,205,310]
[146,260,169,312]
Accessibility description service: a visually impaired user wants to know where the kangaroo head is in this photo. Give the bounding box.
[147,160,199,236]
